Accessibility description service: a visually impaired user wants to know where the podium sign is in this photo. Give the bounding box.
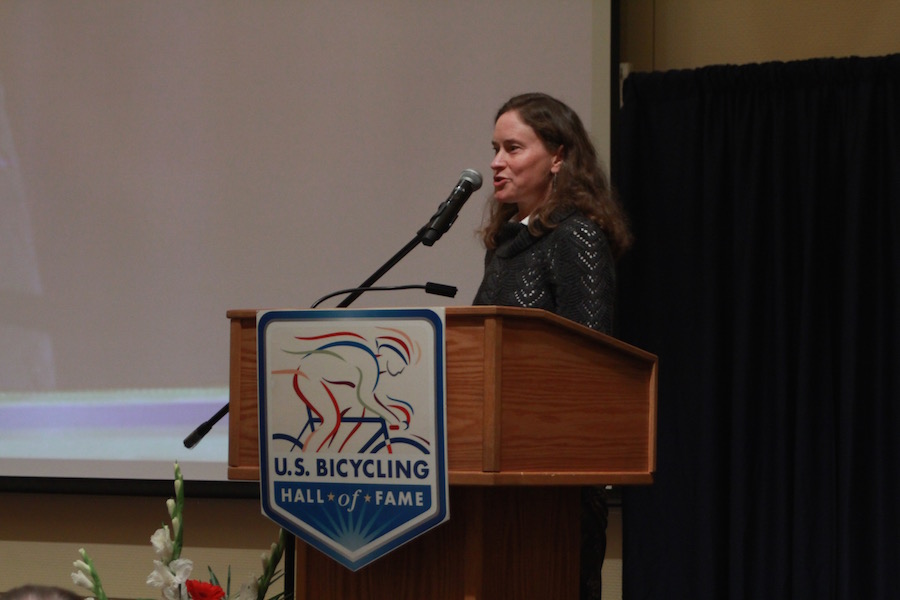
[257,308,450,571]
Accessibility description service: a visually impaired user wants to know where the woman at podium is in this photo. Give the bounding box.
[474,92,633,600]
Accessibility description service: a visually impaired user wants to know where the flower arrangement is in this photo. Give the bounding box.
[71,464,287,600]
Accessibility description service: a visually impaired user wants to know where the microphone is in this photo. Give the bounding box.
[184,170,477,449]
[183,404,228,449]
[420,169,483,246]
[312,281,457,308]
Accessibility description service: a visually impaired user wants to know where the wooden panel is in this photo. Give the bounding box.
[228,313,263,481]
[482,486,580,599]
[294,486,579,600]
[444,316,487,472]
[498,321,653,473]
[480,315,503,473]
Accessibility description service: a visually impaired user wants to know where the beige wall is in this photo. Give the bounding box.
[621,0,900,72]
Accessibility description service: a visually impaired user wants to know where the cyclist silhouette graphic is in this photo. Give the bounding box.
[270,327,431,455]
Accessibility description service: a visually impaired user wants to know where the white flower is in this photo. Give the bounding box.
[146,557,193,586]
[71,568,94,590]
[262,540,280,566]
[150,526,174,560]
[235,574,260,600]
[73,558,91,572]
[166,498,176,518]
[71,551,97,593]
[147,557,193,600]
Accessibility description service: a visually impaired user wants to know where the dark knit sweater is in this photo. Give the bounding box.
[473,210,616,333]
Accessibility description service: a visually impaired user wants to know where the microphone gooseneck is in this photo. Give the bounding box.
[337,168,481,307]
[183,169,477,449]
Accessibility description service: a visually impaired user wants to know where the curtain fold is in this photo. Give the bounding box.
[616,54,900,599]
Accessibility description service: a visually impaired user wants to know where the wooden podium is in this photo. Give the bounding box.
[227,306,657,599]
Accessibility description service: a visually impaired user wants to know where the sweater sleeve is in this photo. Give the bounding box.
[549,219,617,334]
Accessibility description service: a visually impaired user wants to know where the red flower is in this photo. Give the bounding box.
[185,580,226,600]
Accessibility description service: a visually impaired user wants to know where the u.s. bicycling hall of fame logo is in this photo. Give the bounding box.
[257,307,449,571]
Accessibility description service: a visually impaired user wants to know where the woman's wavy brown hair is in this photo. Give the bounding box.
[480,92,633,258]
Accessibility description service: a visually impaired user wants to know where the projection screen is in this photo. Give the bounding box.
[0,0,614,483]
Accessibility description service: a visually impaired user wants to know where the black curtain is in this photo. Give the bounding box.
[616,55,900,599]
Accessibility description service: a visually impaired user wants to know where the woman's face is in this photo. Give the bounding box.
[491,109,562,220]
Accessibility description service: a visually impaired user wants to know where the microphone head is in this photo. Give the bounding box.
[460,168,483,191]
